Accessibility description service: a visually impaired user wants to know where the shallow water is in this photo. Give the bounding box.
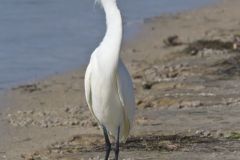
[0,0,215,90]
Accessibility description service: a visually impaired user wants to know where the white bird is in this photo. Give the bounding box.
[84,0,135,159]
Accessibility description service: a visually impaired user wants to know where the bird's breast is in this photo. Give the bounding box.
[91,72,122,122]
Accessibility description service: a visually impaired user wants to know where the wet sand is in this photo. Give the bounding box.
[1,0,240,159]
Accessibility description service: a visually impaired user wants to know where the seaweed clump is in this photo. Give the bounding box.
[184,40,233,55]
[214,55,240,77]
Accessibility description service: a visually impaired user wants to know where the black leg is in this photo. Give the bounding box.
[102,125,111,160]
[115,126,120,160]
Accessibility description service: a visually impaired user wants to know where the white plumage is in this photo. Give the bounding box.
[85,56,135,141]
[84,0,135,159]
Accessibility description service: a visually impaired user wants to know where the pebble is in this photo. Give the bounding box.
[142,81,153,90]
[198,48,228,57]
[179,101,203,108]
[195,130,212,137]
[6,105,96,128]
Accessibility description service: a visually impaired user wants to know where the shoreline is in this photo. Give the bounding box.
[0,0,218,93]
[2,0,240,159]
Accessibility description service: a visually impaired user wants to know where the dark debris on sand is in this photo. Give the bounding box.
[183,40,233,55]
[21,134,240,160]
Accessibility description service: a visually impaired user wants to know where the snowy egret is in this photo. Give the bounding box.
[84,0,135,159]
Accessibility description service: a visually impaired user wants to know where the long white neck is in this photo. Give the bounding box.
[98,1,122,71]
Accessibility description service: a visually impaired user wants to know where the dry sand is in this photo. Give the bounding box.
[1,0,240,159]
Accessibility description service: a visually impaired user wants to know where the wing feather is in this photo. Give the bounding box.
[84,62,92,110]
[84,60,99,122]
[116,59,135,140]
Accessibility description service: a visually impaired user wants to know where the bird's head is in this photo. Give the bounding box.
[95,0,117,6]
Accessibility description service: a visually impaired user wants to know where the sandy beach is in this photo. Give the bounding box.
[1,0,240,159]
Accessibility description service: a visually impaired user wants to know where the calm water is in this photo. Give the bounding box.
[0,0,215,90]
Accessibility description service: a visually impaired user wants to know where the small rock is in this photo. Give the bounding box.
[179,101,202,108]
[195,129,205,135]
[133,74,143,79]
[163,35,183,47]
[132,48,137,53]
[40,122,48,128]
[91,121,98,127]
[136,116,148,125]
[142,81,153,90]
[136,100,143,105]
[70,120,80,126]
[26,110,35,115]
[203,130,211,137]
[65,107,70,113]
[143,102,153,108]
[216,131,224,138]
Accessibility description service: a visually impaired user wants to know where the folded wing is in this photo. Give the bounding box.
[116,59,135,140]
